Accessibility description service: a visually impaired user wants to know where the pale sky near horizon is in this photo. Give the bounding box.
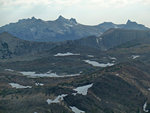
[0,0,150,27]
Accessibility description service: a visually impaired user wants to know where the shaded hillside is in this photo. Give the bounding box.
[100,29,150,49]
[106,34,150,64]
[0,32,55,59]
[69,29,150,51]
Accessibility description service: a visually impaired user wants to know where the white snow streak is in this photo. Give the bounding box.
[54,52,80,56]
[143,101,149,112]
[70,106,85,113]
[9,83,32,89]
[83,60,114,67]
[73,83,93,95]
[47,94,68,104]
[20,71,80,78]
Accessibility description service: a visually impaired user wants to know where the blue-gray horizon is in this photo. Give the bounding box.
[0,0,150,27]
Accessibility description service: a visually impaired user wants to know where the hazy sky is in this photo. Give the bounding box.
[0,0,150,27]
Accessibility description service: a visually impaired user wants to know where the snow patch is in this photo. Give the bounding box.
[87,55,94,57]
[96,38,99,44]
[73,83,93,95]
[35,83,44,86]
[20,71,80,78]
[109,56,117,60]
[112,60,115,63]
[9,83,32,89]
[64,23,73,27]
[30,28,36,32]
[5,69,14,72]
[72,93,77,96]
[96,37,102,44]
[47,94,68,104]
[131,55,140,59]
[70,106,85,113]
[54,52,80,56]
[56,29,64,34]
[143,101,149,112]
[83,60,114,67]
[114,26,119,28]
[20,71,59,78]
[115,73,119,76]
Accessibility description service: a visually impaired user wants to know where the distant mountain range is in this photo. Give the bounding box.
[0,15,149,42]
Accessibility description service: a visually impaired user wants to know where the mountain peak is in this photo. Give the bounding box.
[70,18,77,24]
[56,15,67,21]
[99,22,115,26]
[127,19,131,23]
[126,20,137,25]
[18,16,39,23]
[31,16,37,20]
[56,15,78,24]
